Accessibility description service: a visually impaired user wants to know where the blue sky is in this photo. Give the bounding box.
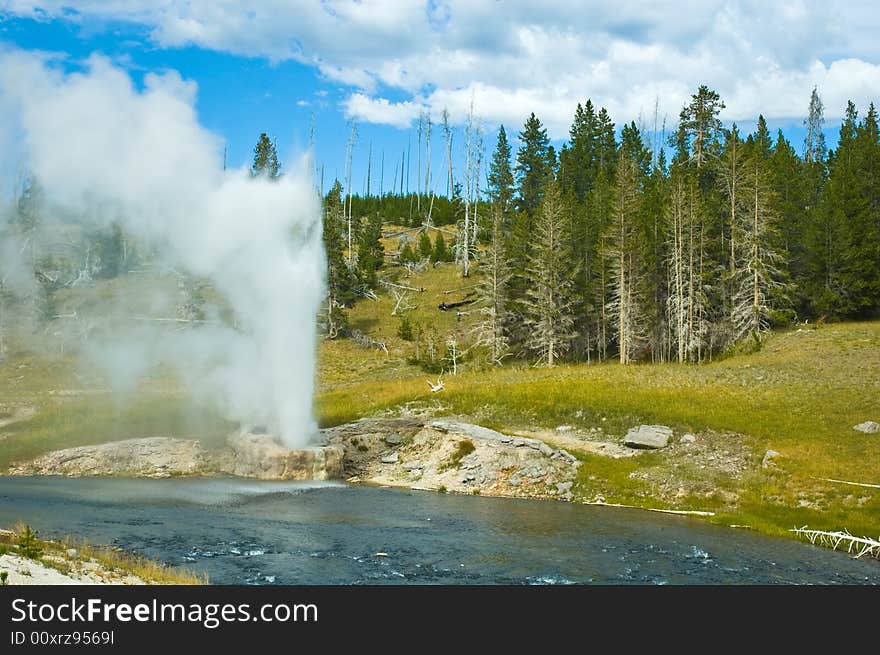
[2,1,879,197]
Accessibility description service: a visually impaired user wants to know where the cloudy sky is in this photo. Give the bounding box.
[2,1,878,194]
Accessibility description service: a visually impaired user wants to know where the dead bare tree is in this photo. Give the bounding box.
[403,260,428,277]
[349,328,388,354]
[472,207,511,365]
[416,112,424,213]
[718,124,746,328]
[344,122,358,269]
[604,150,648,364]
[424,111,432,200]
[457,98,482,277]
[666,170,707,362]
[445,336,459,375]
[442,108,454,199]
[389,289,417,316]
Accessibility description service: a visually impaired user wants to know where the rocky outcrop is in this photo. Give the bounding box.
[225,433,344,480]
[324,418,581,500]
[7,434,344,481]
[853,421,880,434]
[624,425,673,449]
[6,437,211,478]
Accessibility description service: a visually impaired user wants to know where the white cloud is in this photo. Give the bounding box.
[3,1,879,136]
[343,93,422,128]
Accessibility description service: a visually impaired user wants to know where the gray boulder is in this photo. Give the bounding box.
[853,421,880,434]
[381,452,399,464]
[624,425,673,449]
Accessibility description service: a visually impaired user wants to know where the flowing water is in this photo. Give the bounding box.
[0,476,876,584]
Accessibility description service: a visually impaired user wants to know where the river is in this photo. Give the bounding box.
[0,476,876,584]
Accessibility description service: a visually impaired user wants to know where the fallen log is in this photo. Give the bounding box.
[791,526,880,559]
[811,476,880,489]
[438,298,476,311]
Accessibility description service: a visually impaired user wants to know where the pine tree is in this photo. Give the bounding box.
[806,101,879,317]
[731,132,786,343]
[251,132,280,178]
[770,130,808,313]
[560,100,598,202]
[488,125,515,221]
[473,207,511,365]
[356,212,384,290]
[431,232,450,263]
[322,180,355,337]
[523,180,578,366]
[398,241,418,264]
[678,85,725,169]
[418,231,433,259]
[515,113,551,216]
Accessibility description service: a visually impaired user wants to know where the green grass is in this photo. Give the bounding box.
[1,256,878,547]
[315,320,880,539]
[0,348,234,471]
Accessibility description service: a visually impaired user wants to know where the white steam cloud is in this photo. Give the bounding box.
[0,51,325,447]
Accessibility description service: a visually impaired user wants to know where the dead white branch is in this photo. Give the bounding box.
[811,476,880,489]
[428,377,444,392]
[390,289,416,316]
[585,500,715,517]
[790,526,880,559]
[349,328,388,354]
[382,280,424,293]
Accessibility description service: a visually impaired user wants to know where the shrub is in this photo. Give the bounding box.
[418,232,433,259]
[398,241,418,264]
[16,525,43,560]
[397,316,415,341]
[440,439,476,471]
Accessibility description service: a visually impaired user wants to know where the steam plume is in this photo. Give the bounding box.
[0,51,325,447]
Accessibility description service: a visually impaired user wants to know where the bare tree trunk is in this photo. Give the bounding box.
[753,168,760,330]
[619,247,627,364]
[345,123,357,269]
[424,112,432,199]
[416,113,423,213]
[442,108,453,199]
[366,140,372,197]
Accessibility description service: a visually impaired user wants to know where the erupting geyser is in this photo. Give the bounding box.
[0,51,325,448]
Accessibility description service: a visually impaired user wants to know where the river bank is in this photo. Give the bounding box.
[0,525,205,585]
